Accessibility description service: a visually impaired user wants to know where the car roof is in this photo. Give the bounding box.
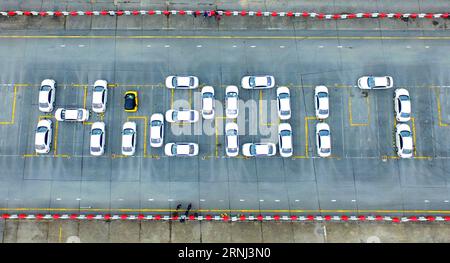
[320,134,331,148]
[92,90,104,103]
[203,97,213,110]
[177,110,192,120]
[90,133,102,147]
[318,96,329,109]
[227,135,238,148]
[279,96,290,111]
[280,135,292,149]
[176,144,191,154]
[374,77,388,87]
[65,109,79,119]
[38,90,50,103]
[35,130,47,144]
[150,126,161,139]
[177,77,190,87]
[122,132,134,147]
[254,76,268,86]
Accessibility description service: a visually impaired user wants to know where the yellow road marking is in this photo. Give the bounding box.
[434,89,449,127]
[83,85,88,109]
[293,116,317,159]
[127,116,148,157]
[0,85,18,125]
[2,35,450,40]
[53,120,59,155]
[348,95,370,127]
[59,225,62,243]
[411,117,417,156]
[1,207,450,214]
[170,89,174,109]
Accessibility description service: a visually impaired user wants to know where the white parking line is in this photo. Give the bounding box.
[318,45,324,48]
[279,45,285,48]
[294,200,300,202]
[250,45,256,48]
[146,45,151,47]
[200,199,205,202]
[424,200,430,203]
[148,198,154,201]
[331,199,337,202]
[406,45,411,48]
[337,45,343,48]
[56,198,61,201]
[196,45,202,48]
[164,45,170,48]
[259,199,264,202]
[75,198,81,201]
[444,200,449,203]
[351,199,356,202]
[425,46,430,48]
[232,45,237,48]
[60,44,65,47]
[239,199,245,202]
[168,198,174,201]
[118,198,123,201]
[274,200,280,202]
[78,44,86,47]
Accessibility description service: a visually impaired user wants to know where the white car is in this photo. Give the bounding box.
[150,113,164,148]
[241,75,275,89]
[35,119,53,154]
[394,88,411,122]
[121,121,136,156]
[164,142,199,157]
[92,80,108,113]
[90,122,105,156]
[201,86,215,119]
[165,109,199,123]
[316,123,331,158]
[225,85,239,118]
[276,86,291,120]
[38,79,56,112]
[314,85,329,120]
[278,123,293,157]
[395,123,413,159]
[55,108,89,122]
[357,76,393,90]
[165,76,199,89]
[225,122,239,157]
[242,142,276,157]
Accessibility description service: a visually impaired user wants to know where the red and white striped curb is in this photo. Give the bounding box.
[1,214,450,222]
[0,10,449,19]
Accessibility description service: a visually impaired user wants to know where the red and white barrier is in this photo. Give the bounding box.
[0,10,449,19]
[1,213,449,223]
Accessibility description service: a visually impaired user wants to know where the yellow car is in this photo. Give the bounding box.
[124,91,138,112]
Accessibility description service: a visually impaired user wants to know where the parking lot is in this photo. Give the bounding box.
[0,29,449,216]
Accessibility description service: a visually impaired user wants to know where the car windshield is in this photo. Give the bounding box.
[36,126,48,133]
[60,110,66,119]
[403,149,412,154]
[39,102,49,108]
[151,138,161,143]
[400,130,411,137]
[278,93,289,99]
[189,77,194,86]
[399,95,409,101]
[367,77,375,87]
[318,92,328,98]
[267,77,272,86]
[91,147,100,152]
[124,94,135,109]
[282,148,292,153]
[93,86,104,92]
[227,92,237,98]
[281,110,290,115]
[171,144,177,154]
[77,110,84,119]
[319,109,329,114]
[151,120,162,126]
[226,129,237,136]
[401,112,410,118]
[249,145,257,155]
[203,92,213,98]
[123,128,134,135]
[122,146,132,152]
[319,130,330,136]
[249,77,255,87]
[321,148,331,153]
[172,111,178,120]
[280,130,291,136]
[91,128,103,135]
[172,78,177,87]
[40,85,51,91]
[35,144,45,150]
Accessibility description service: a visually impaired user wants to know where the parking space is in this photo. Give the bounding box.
[0,30,449,215]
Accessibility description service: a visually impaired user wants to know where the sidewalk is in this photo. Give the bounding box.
[2,219,450,243]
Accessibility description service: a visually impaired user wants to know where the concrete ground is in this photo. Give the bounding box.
[2,219,450,243]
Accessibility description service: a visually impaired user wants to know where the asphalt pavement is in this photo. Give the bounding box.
[0,29,449,216]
